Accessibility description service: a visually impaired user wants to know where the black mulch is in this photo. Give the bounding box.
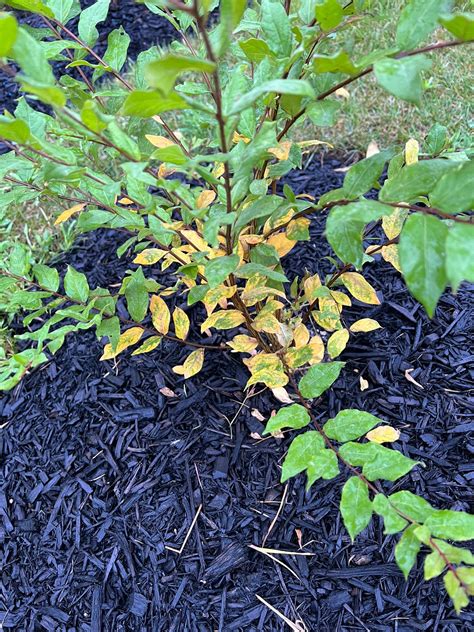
[1,157,473,631]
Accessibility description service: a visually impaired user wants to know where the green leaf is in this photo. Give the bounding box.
[395,524,421,579]
[4,0,53,17]
[18,77,66,107]
[64,265,89,303]
[12,27,55,84]
[315,0,344,31]
[399,213,448,317]
[261,0,292,58]
[97,315,120,350]
[323,409,382,442]
[380,159,457,203]
[373,494,408,534]
[239,37,274,63]
[339,442,418,481]
[78,0,110,47]
[396,0,449,50]
[145,54,216,95]
[33,264,59,292]
[228,80,315,116]
[425,122,448,155]
[343,152,392,198]
[430,160,474,214]
[325,200,387,268]
[299,361,345,399]
[77,210,114,232]
[125,269,149,322]
[236,263,288,282]
[152,145,187,165]
[388,490,434,523]
[0,11,18,57]
[205,254,240,288]
[281,431,339,488]
[0,117,30,143]
[373,55,432,105]
[431,540,474,566]
[45,0,80,23]
[425,509,474,542]
[263,403,311,435]
[234,195,283,232]
[439,12,474,41]
[444,570,470,614]
[306,100,341,127]
[446,223,474,292]
[340,476,372,540]
[424,550,446,580]
[122,90,188,117]
[93,26,130,81]
[313,50,358,75]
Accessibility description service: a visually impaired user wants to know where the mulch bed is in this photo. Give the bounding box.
[1,158,473,631]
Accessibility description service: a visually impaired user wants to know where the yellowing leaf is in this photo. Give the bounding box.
[405,138,419,165]
[263,208,294,234]
[268,140,292,161]
[196,189,216,209]
[54,203,86,225]
[150,294,170,334]
[313,297,341,331]
[253,312,281,334]
[158,164,176,178]
[180,229,211,254]
[145,134,176,148]
[131,335,162,355]
[303,274,321,302]
[100,327,144,360]
[285,345,314,369]
[308,335,325,364]
[133,248,167,265]
[381,244,401,272]
[213,162,225,178]
[232,132,251,144]
[204,284,237,313]
[201,309,246,332]
[293,322,310,348]
[350,318,382,333]
[244,353,288,389]
[227,334,259,353]
[173,348,205,379]
[241,285,286,306]
[382,207,409,240]
[117,196,134,205]
[267,232,297,257]
[330,290,351,307]
[327,328,349,359]
[366,425,400,444]
[340,272,380,305]
[173,307,190,340]
[366,140,380,158]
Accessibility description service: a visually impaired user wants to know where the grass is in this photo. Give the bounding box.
[297,0,473,152]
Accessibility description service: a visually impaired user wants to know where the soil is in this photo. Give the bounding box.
[1,158,473,631]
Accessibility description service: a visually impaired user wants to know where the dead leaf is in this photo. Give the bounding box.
[271,387,293,404]
[404,368,424,389]
[160,387,177,398]
[359,376,369,391]
[366,425,400,444]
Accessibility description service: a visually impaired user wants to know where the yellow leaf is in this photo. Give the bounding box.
[196,189,216,209]
[201,309,246,332]
[267,232,297,257]
[173,307,190,340]
[308,335,324,364]
[173,348,205,379]
[253,312,281,334]
[180,229,211,254]
[133,248,167,265]
[297,139,333,149]
[303,274,322,302]
[327,328,349,359]
[145,134,176,148]
[241,285,286,306]
[293,322,310,348]
[330,290,351,307]
[366,425,400,444]
[131,335,162,355]
[404,138,419,165]
[117,197,134,205]
[382,207,408,240]
[213,162,225,178]
[150,294,170,335]
[244,353,288,389]
[365,140,380,158]
[335,87,350,98]
[350,318,381,333]
[54,203,86,225]
[268,140,292,161]
[203,284,237,314]
[227,334,259,353]
[158,164,176,178]
[312,296,341,331]
[340,272,380,305]
[263,208,294,235]
[381,244,401,272]
[232,132,251,144]
[100,327,144,360]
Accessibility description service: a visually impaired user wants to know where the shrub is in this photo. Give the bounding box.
[0,0,473,611]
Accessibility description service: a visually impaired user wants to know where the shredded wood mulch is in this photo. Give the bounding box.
[1,158,473,631]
